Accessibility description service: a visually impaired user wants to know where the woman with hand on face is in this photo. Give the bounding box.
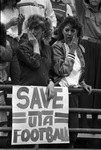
[52,16,92,148]
[16,14,54,101]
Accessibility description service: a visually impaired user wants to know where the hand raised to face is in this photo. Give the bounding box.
[27,29,40,54]
[69,30,78,50]
[28,29,38,45]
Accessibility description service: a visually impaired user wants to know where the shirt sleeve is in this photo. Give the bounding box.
[45,0,57,28]
[66,4,73,16]
[16,44,41,70]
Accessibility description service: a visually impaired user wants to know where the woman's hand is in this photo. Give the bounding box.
[69,31,78,54]
[28,30,38,45]
[5,17,18,30]
[80,81,92,94]
[18,14,25,24]
[45,80,55,101]
[28,30,40,54]
[83,84,92,94]
[9,17,18,27]
[18,14,25,35]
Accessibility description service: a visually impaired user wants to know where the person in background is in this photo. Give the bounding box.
[0,23,12,141]
[75,0,101,129]
[0,1,25,147]
[52,16,92,148]
[62,0,76,16]
[62,0,74,16]
[17,0,57,39]
[50,0,73,46]
[0,0,25,85]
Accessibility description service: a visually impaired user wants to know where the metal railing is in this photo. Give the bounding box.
[0,84,101,149]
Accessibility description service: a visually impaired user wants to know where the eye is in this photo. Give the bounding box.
[34,26,40,31]
[71,29,75,33]
[64,28,70,32]
[64,28,75,33]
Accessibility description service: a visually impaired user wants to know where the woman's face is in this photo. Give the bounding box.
[62,24,77,44]
[31,25,43,40]
[89,0,101,7]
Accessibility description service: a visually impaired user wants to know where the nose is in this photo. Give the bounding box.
[32,29,36,33]
[68,30,72,35]
[32,29,37,36]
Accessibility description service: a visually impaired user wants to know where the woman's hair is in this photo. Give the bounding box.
[0,0,21,10]
[0,22,6,47]
[57,16,83,41]
[26,14,52,42]
[84,0,101,7]
[84,0,91,4]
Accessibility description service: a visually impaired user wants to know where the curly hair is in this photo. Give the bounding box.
[57,16,83,41]
[26,14,52,42]
[0,0,21,10]
[0,22,6,47]
[84,0,101,7]
[84,0,91,4]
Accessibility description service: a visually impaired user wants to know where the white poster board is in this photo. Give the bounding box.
[12,86,69,145]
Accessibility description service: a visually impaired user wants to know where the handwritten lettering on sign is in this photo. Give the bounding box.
[12,86,69,145]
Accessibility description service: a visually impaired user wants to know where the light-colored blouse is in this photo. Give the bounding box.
[1,8,19,38]
[59,43,81,87]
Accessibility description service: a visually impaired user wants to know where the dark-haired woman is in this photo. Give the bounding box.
[52,16,92,148]
[75,0,101,129]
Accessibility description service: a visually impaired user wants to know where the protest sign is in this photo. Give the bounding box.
[12,86,69,145]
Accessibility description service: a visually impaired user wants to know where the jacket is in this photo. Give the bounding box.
[16,40,53,86]
[52,40,85,85]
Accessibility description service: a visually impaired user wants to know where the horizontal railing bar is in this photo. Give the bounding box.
[0,148,99,150]
[0,84,12,90]
[69,128,101,134]
[0,85,101,93]
[0,127,101,134]
[0,127,11,131]
[0,106,12,111]
[78,133,101,139]
[69,87,101,93]
[0,106,101,114]
[70,108,101,113]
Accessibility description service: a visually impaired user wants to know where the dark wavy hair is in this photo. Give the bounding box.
[57,16,83,41]
[0,0,21,10]
[26,14,52,42]
[84,0,101,8]
[0,22,6,47]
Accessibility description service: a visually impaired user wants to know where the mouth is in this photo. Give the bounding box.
[66,36,72,42]
[91,1,99,5]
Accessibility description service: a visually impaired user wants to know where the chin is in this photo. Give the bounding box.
[66,39,71,45]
